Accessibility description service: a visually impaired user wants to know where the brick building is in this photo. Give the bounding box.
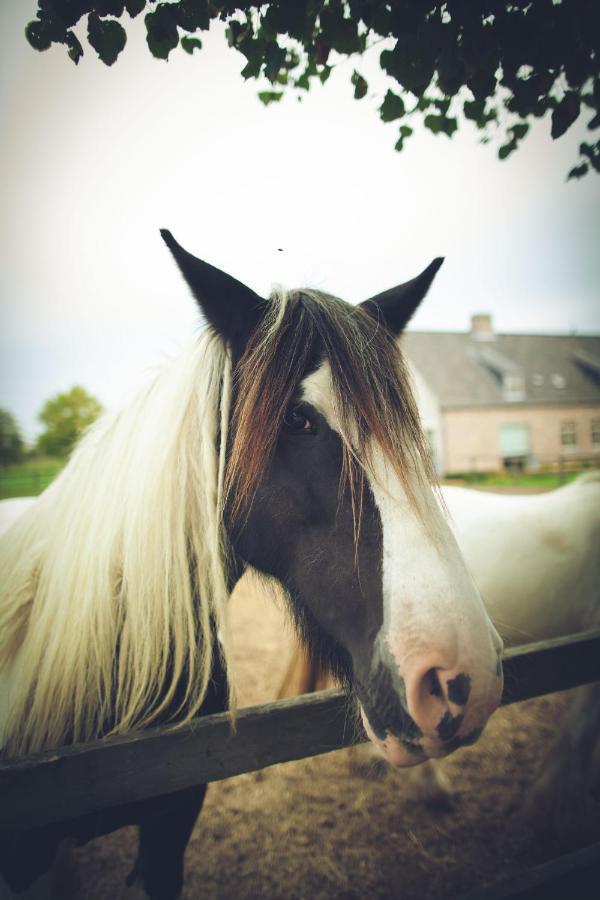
[402,316,600,475]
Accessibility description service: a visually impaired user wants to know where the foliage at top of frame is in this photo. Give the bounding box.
[25,1,600,179]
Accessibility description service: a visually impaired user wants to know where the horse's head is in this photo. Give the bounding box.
[162,230,503,767]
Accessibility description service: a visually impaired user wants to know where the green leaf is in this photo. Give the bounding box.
[567,162,589,180]
[319,5,364,55]
[241,55,262,80]
[498,139,517,160]
[436,50,465,97]
[380,45,435,97]
[145,6,180,60]
[463,98,484,121]
[25,20,52,52]
[173,0,210,32]
[181,35,202,54]
[433,98,450,115]
[295,71,310,90]
[258,91,283,106]
[467,69,497,102]
[351,70,368,100]
[424,114,457,137]
[380,90,405,123]
[264,41,286,83]
[319,65,332,84]
[66,30,84,64]
[227,21,249,47]
[331,20,364,55]
[510,122,529,141]
[394,124,413,152]
[125,0,146,16]
[551,92,580,139]
[96,2,126,15]
[237,34,265,80]
[579,141,600,172]
[88,14,127,65]
[464,98,497,129]
[416,95,434,112]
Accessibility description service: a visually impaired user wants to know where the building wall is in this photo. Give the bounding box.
[407,362,444,474]
[442,404,600,473]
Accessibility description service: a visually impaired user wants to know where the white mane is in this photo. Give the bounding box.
[0,331,234,756]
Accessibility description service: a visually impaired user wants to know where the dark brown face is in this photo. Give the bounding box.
[227,399,385,689]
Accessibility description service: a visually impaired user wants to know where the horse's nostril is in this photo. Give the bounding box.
[427,668,443,698]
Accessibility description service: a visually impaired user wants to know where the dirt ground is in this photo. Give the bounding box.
[53,567,599,900]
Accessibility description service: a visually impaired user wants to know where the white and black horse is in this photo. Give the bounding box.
[280,476,600,837]
[0,232,503,898]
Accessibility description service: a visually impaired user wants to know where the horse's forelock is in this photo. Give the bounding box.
[225,288,434,530]
[225,289,316,524]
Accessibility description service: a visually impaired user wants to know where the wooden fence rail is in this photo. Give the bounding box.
[2,630,600,831]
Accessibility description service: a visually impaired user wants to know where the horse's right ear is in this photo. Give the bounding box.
[160,229,267,352]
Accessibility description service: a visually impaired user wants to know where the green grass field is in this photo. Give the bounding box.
[0,458,64,500]
[443,470,582,490]
[0,460,595,502]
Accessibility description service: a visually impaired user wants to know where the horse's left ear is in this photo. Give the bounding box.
[360,257,444,335]
[161,229,267,351]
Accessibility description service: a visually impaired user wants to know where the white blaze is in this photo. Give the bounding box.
[303,360,502,756]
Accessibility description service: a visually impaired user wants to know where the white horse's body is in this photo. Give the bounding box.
[442,475,600,645]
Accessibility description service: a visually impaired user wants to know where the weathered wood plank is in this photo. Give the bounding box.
[502,629,600,704]
[1,629,599,831]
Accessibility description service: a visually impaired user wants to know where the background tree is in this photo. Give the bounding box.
[36,386,103,459]
[0,409,25,466]
[24,1,600,180]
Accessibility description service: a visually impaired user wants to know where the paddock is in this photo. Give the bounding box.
[2,573,599,900]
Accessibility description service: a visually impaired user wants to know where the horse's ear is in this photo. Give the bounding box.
[161,229,267,351]
[360,257,444,335]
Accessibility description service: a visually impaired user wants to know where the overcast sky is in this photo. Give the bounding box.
[1,5,599,441]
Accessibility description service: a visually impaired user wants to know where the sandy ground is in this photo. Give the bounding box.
[52,569,600,900]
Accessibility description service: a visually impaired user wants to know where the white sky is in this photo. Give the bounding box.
[1,5,599,440]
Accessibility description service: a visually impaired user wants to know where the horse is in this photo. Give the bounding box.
[0,231,504,899]
[279,475,600,838]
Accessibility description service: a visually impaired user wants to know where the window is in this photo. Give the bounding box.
[502,373,525,401]
[499,424,530,458]
[592,419,600,450]
[560,421,577,448]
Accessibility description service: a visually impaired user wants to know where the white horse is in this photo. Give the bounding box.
[444,474,600,841]
[443,475,600,645]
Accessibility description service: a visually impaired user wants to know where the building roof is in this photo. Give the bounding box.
[401,330,600,408]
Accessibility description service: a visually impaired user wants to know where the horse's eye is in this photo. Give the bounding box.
[283,406,314,434]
